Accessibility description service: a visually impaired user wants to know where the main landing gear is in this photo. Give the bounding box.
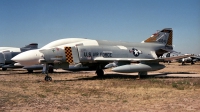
[191,61,195,65]
[96,69,104,77]
[95,65,104,77]
[138,71,147,79]
[43,64,52,81]
[2,67,7,71]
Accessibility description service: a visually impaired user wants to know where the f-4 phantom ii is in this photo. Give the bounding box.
[0,43,38,71]
[12,28,191,81]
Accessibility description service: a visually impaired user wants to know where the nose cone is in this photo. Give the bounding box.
[12,50,43,66]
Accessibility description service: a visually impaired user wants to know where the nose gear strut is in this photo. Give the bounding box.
[43,64,52,81]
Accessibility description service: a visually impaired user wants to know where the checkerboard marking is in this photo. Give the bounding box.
[65,47,73,63]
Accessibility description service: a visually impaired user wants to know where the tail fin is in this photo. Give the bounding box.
[142,28,173,46]
[22,43,38,49]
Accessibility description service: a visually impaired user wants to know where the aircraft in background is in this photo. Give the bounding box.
[160,52,172,63]
[178,54,200,65]
[0,43,38,71]
[12,28,192,81]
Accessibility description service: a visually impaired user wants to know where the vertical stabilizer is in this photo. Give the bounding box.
[22,43,38,49]
[142,28,173,46]
[20,43,38,52]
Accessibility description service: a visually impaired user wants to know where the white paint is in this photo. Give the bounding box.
[0,47,17,51]
[41,38,97,49]
[117,46,127,50]
[151,51,158,59]
[41,38,99,49]
[0,48,21,52]
[11,49,43,66]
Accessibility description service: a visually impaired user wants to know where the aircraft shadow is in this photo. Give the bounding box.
[161,72,196,74]
[14,71,74,74]
[53,72,199,82]
[53,73,165,82]
[1,70,197,82]
[0,73,12,75]
[82,74,159,80]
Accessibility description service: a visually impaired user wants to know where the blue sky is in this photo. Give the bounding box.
[0,0,199,54]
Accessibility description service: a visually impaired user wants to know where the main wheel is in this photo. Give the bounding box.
[2,68,7,71]
[27,70,33,73]
[96,69,104,77]
[191,62,195,65]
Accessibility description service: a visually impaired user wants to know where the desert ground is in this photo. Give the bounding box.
[0,62,200,112]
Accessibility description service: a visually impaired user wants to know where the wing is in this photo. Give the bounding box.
[158,54,194,61]
[94,57,154,62]
[191,56,200,60]
[94,55,193,62]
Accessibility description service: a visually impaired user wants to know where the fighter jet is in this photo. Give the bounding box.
[0,43,38,71]
[178,54,200,65]
[12,28,191,81]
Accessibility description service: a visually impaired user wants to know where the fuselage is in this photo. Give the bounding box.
[12,38,166,67]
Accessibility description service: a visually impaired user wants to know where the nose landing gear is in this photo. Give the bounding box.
[43,64,52,81]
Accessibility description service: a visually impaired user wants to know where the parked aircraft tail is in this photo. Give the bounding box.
[142,28,173,46]
[22,43,38,49]
[141,28,173,57]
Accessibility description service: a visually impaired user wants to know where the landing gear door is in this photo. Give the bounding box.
[64,46,80,64]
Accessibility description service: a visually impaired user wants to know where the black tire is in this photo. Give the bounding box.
[44,76,48,81]
[2,68,7,71]
[191,62,195,65]
[96,69,104,77]
[45,76,52,81]
[27,70,33,73]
